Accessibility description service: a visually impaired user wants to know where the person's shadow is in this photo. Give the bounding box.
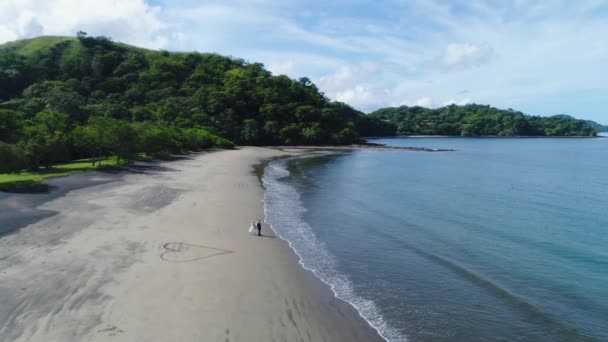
[258,233,277,238]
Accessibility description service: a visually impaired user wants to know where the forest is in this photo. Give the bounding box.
[0,33,395,173]
[370,105,597,137]
[0,33,599,175]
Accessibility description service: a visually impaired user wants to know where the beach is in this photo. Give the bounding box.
[0,147,384,342]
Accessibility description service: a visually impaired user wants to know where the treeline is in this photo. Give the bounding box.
[553,115,608,133]
[370,104,597,136]
[0,33,396,173]
[0,109,234,172]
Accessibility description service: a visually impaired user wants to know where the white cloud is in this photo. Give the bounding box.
[0,0,168,49]
[316,62,384,109]
[330,85,376,107]
[267,60,295,76]
[443,98,472,106]
[0,26,18,43]
[415,96,434,107]
[316,62,481,111]
[1,0,607,120]
[318,62,380,92]
[432,42,494,71]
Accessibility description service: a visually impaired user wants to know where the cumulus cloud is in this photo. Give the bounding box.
[0,26,17,43]
[443,98,472,106]
[318,62,380,91]
[415,97,434,107]
[267,60,296,76]
[330,85,377,107]
[390,94,475,109]
[432,42,494,71]
[1,0,607,120]
[317,65,477,111]
[0,0,168,49]
[316,62,384,109]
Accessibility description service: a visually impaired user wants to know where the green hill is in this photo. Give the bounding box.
[0,33,396,173]
[0,36,79,56]
[587,121,608,132]
[1,33,597,177]
[370,104,597,137]
[552,115,608,132]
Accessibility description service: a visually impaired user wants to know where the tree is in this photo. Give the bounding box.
[87,116,118,166]
[136,124,180,156]
[0,109,24,143]
[295,105,321,124]
[22,81,85,122]
[113,123,139,164]
[71,124,98,161]
[302,124,323,144]
[34,110,69,134]
[279,124,301,145]
[370,104,596,137]
[241,119,260,145]
[41,133,70,167]
[0,51,33,100]
[0,142,26,173]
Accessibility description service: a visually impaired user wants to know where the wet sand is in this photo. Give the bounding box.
[0,147,384,342]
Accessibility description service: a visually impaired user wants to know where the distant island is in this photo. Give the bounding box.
[370,105,598,137]
[0,33,601,176]
[552,114,608,133]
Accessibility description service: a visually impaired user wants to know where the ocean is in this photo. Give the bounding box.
[262,137,608,342]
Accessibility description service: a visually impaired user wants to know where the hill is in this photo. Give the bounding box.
[370,104,597,137]
[0,33,396,173]
[0,36,80,57]
[587,121,608,132]
[552,115,608,132]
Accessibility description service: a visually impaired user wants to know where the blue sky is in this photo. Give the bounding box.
[1,0,607,123]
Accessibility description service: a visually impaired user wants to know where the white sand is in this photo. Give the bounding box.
[0,147,384,342]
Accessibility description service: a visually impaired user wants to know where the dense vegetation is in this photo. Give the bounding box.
[0,33,395,173]
[0,34,600,176]
[370,105,597,137]
[585,120,608,132]
[553,115,608,133]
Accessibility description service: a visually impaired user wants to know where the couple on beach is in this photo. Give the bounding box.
[249,219,262,236]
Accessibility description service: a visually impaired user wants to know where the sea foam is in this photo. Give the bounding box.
[262,159,406,342]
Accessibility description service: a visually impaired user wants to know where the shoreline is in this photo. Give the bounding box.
[0,147,384,342]
[260,155,396,342]
[259,152,391,342]
[255,150,397,341]
[271,145,454,152]
[0,144,451,194]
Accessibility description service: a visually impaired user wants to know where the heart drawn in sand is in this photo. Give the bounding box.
[160,242,233,262]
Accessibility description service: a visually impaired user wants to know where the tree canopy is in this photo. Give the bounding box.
[0,33,395,172]
[370,104,597,137]
[0,34,599,174]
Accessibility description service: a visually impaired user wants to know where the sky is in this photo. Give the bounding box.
[0,0,607,123]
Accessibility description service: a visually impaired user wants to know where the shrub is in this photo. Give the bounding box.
[0,142,27,173]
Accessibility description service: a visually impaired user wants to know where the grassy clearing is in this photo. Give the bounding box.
[0,156,121,192]
[0,36,76,56]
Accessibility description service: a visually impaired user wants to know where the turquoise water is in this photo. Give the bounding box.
[263,137,608,342]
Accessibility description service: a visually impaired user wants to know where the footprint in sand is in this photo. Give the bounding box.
[233,181,248,189]
[97,325,124,337]
[160,242,233,262]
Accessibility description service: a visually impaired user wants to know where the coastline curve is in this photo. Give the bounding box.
[261,157,405,342]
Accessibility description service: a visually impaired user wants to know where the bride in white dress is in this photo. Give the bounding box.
[248,221,256,236]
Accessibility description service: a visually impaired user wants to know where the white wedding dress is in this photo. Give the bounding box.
[248,224,256,235]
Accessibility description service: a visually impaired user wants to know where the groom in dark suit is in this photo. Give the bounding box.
[256,220,262,236]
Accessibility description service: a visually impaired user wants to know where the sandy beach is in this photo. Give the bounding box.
[0,147,384,342]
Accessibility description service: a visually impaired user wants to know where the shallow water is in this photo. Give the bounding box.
[263,137,608,342]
